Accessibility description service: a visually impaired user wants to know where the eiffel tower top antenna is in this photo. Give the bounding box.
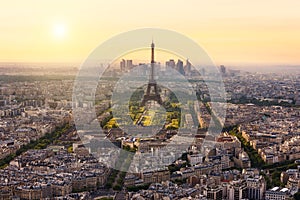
[150,39,155,82]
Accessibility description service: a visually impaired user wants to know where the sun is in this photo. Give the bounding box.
[52,23,67,39]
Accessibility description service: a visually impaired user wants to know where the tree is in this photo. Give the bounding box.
[294,192,300,200]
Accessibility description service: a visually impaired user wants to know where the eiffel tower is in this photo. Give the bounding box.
[141,41,162,106]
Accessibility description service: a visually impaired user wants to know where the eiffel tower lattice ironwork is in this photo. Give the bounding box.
[141,41,162,106]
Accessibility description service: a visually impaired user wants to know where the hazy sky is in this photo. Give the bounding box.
[1,0,300,66]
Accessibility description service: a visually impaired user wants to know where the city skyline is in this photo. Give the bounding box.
[1,1,300,199]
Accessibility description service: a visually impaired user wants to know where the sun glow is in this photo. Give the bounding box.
[52,23,67,39]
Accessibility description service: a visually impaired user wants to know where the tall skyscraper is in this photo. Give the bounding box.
[166,59,175,69]
[120,59,133,72]
[184,59,191,76]
[120,59,126,72]
[176,59,185,75]
[220,65,226,74]
[126,60,133,70]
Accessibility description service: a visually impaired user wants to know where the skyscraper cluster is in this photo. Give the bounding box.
[120,59,133,72]
[120,58,192,76]
[165,59,191,76]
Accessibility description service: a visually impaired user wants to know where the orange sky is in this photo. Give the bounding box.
[1,0,300,66]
